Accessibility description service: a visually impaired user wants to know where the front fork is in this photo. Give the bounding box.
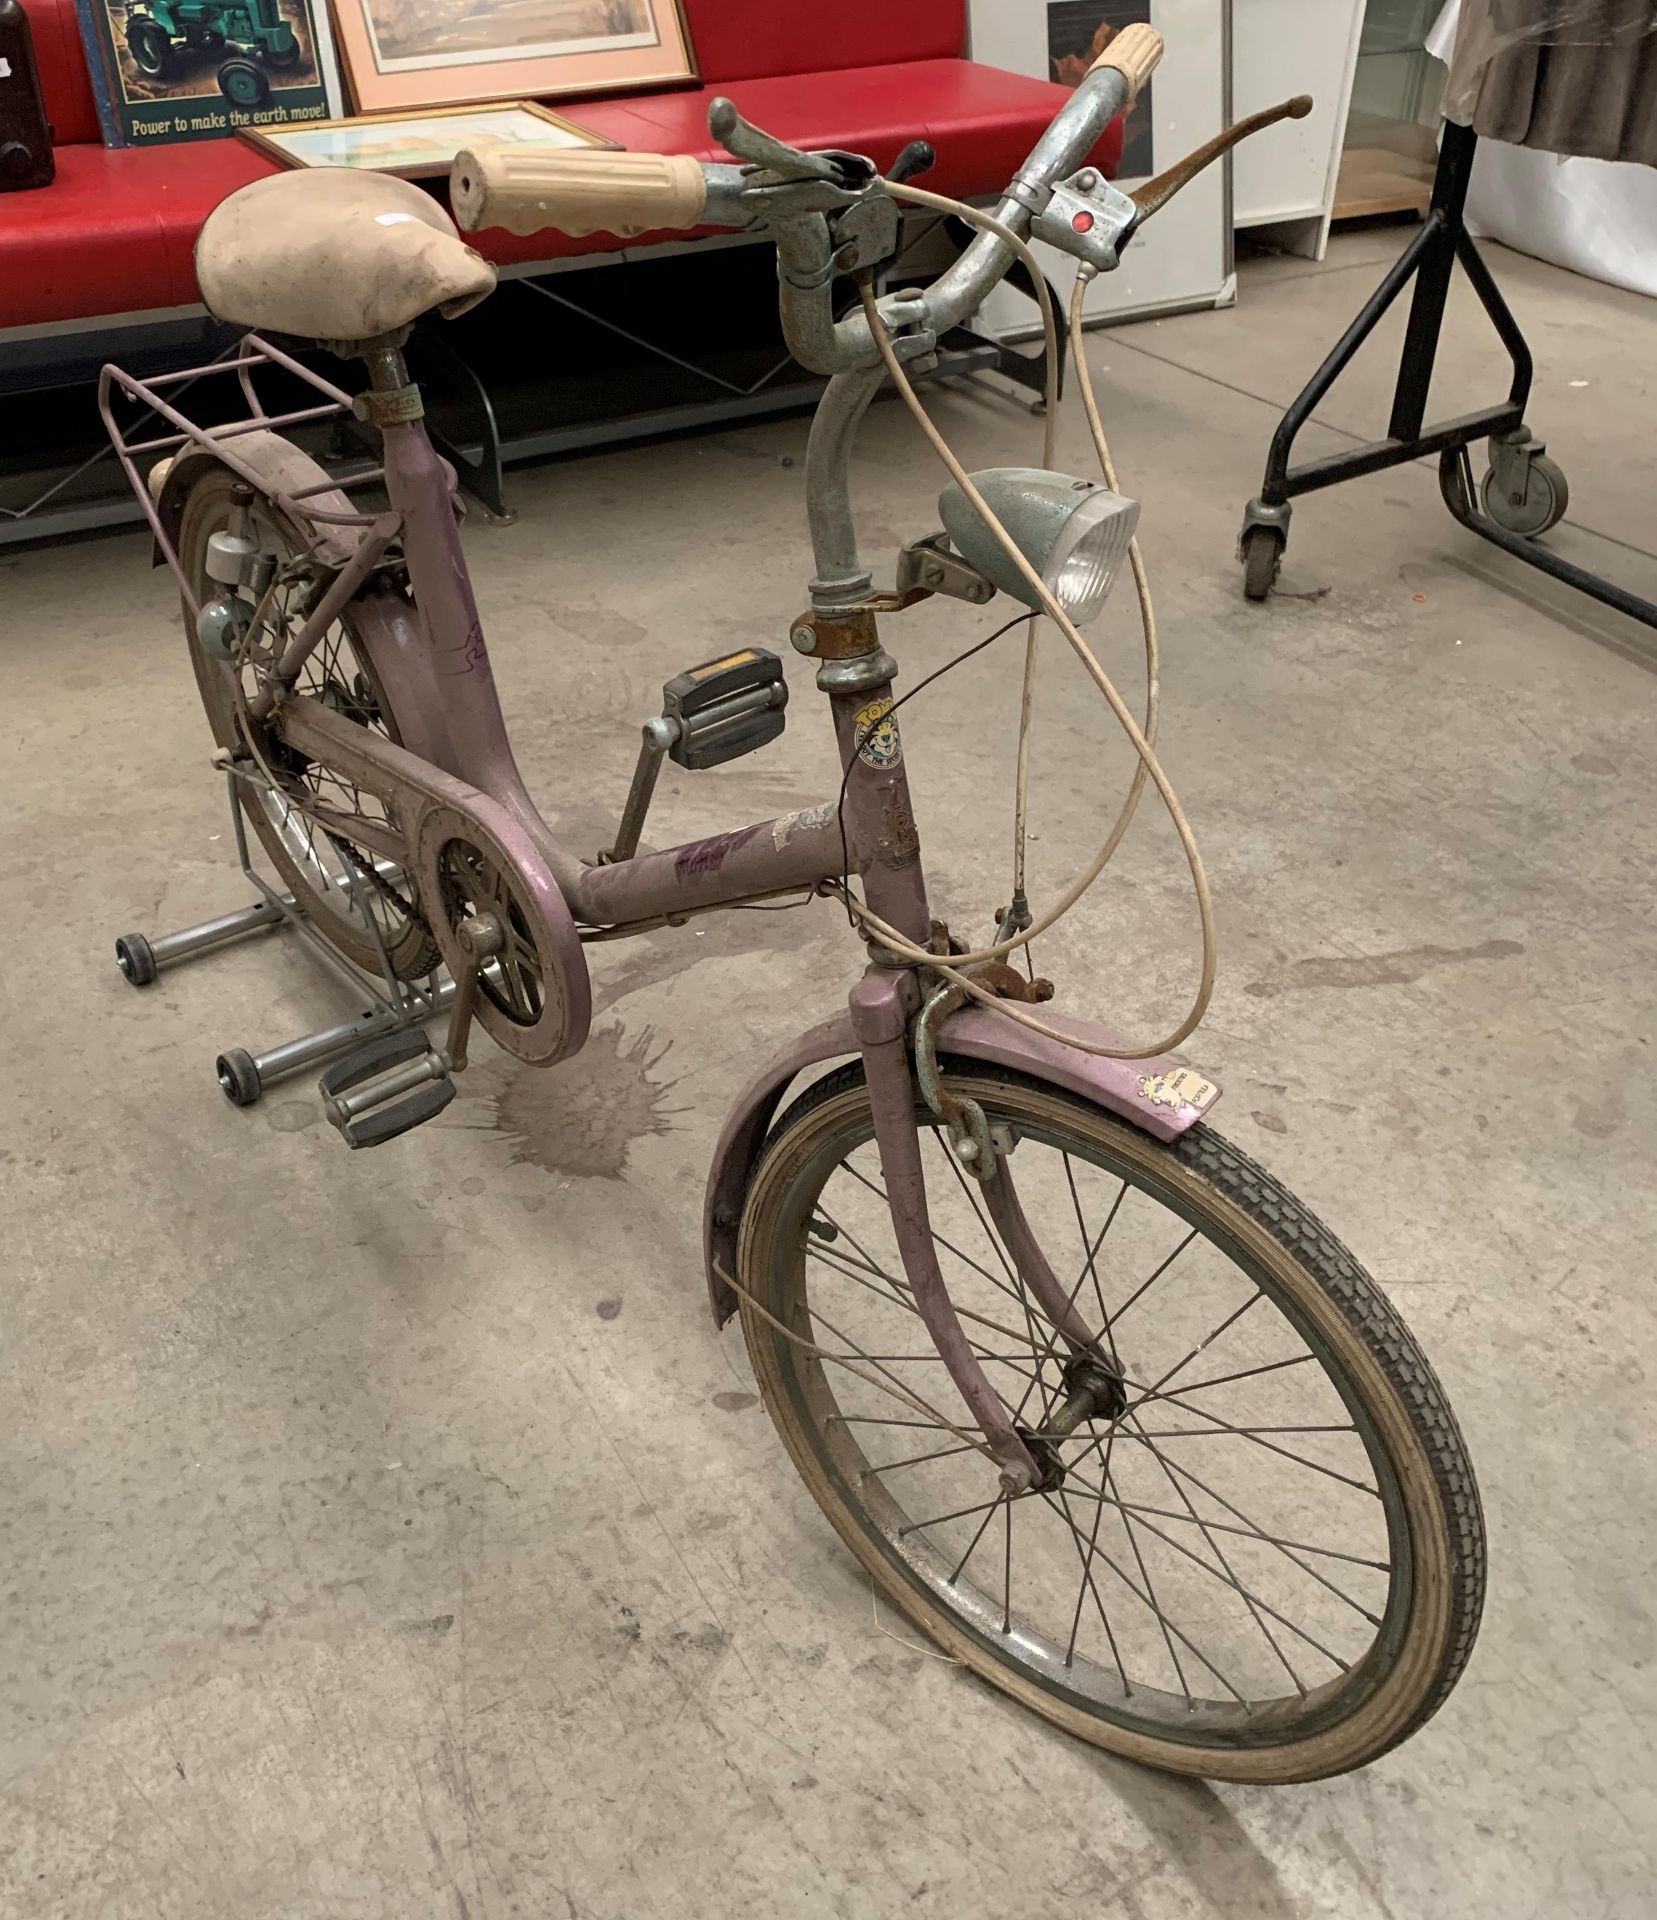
[849,972,1122,1495]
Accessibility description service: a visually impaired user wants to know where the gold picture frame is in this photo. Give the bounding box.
[327,0,699,116]
[237,98,618,179]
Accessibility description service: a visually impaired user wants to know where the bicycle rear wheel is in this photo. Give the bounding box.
[176,463,440,980]
[736,1060,1484,1782]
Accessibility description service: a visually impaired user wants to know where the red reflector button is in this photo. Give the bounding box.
[1072,210,1095,233]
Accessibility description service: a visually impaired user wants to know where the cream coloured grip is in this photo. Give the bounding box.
[450,144,708,239]
[1088,22,1164,101]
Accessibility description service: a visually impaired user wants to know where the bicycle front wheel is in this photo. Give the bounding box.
[736,1060,1484,1782]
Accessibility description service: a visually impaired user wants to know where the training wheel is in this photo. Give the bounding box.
[115,933,157,987]
[216,1048,262,1108]
[1481,451,1569,540]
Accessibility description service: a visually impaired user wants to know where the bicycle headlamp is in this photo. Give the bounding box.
[938,469,1140,627]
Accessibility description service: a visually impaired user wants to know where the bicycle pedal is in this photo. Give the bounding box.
[318,1029,454,1149]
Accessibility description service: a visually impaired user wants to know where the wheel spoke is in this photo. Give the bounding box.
[1130,1423,1358,1440]
[1108,1225,1201,1329]
[1124,1410,1311,1693]
[810,1220,1061,1357]
[1064,1154,1128,1345]
[1035,1487,1247,1707]
[1146,1352,1319,1403]
[1061,1427,1131,1692]
[860,1441,979,1479]
[841,1159,1065,1330]
[948,1491,1007,1586]
[1135,1288,1266,1402]
[899,1491,1024,1539]
[805,1302,982,1445]
[1100,1379,1380,1497]
[1052,1489,1388,1572]
[1074,1433,1386,1622]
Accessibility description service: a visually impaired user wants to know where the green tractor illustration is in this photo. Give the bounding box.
[123,1,302,110]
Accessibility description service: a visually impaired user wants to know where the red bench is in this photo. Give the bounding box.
[7,0,1122,331]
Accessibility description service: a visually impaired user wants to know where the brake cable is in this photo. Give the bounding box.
[835,179,1210,1062]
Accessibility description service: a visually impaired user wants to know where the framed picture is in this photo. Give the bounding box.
[74,0,344,148]
[238,98,616,176]
[328,0,698,115]
[1046,0,1157,178]
[969,0,1232,328]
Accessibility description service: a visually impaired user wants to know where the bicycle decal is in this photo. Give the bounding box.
[854,698,901,769]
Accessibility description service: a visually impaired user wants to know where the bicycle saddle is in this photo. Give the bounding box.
[196,170,497,344]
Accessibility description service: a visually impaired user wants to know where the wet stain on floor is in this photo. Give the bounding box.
[455,1021,688,1180]
[1245,938,1523,997]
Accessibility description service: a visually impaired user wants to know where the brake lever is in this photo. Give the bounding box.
[709,96,839,184]
[888,140,936,186]
[1130,94,1312,226]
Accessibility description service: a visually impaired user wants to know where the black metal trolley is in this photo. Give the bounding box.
[1237,118,1657,631]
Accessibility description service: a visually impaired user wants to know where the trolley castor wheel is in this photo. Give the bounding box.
[217,1047,262,1107]
[1241,526,1284,601]
[1481,439,1569,540]
[115,932,157,987]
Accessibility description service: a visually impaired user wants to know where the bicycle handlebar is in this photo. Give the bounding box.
[450,147,715,240]
[453,27,1163,251]
[450,27,1300,383]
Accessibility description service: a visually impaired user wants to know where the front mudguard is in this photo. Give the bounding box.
[702,1001,1221,1327]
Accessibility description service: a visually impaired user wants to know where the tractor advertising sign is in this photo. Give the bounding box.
[75,0,343,146]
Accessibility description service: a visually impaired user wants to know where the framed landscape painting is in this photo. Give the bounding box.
[239,99,614,177]
[330,0,698,113]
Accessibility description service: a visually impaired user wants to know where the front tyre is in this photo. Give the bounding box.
[736,1060,1484,1782]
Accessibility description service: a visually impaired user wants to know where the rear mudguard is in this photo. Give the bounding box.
[153,428,365,571]
[702,1002,1221,1326]
[150,429,461,775]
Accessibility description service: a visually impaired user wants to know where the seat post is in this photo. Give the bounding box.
[361,332,412,395]
[344,326,425,432]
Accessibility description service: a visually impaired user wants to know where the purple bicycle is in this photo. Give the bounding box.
[104,27,1483,1781]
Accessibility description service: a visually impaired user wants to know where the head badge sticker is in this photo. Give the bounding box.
[854,698,902,769]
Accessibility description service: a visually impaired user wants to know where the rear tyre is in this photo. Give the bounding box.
[736,1060,1484,1782]
[176,464,442,982]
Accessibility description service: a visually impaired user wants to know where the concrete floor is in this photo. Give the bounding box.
[3,231,1654,1918]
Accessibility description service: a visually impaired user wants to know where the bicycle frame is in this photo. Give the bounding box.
[101,49,1230,1492]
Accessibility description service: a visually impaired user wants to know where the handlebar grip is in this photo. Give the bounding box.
[449,145,708,239]
[1089,22,1164,102]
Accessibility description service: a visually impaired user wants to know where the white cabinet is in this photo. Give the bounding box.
[1231,0,1366,257]
[967,0,1233,327]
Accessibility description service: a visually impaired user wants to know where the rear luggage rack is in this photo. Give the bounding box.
[98,332,398,605]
